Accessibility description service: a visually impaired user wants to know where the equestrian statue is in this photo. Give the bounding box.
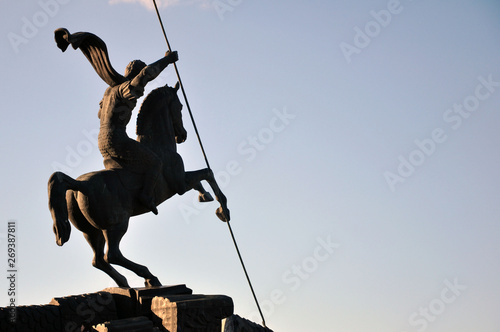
[48,28,230,287]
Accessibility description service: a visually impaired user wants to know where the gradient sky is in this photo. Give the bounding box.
[1,1,500,331]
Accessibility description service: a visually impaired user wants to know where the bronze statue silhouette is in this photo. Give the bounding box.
[48,29,230,287]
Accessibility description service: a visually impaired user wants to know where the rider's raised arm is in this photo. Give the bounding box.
[130,51,178,89]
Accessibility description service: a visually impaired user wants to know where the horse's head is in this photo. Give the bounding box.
[168,82,187,144]
[136,82,185,151]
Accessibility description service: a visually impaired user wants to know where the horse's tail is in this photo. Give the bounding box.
[47,171,81,246]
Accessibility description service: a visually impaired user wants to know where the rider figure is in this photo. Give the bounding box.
[97,51,179,215]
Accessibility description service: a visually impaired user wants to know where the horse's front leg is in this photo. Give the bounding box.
[184,169,230,222]
[193,182,214,202]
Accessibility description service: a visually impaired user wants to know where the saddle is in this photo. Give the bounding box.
[103,157,144,191]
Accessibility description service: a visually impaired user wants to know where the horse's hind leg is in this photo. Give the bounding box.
[103,221,162,287]
[68,193,130,287]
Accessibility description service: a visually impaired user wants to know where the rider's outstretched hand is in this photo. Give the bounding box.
[165,50,178,63]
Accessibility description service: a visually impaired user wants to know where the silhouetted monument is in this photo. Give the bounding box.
[48,28,230,288]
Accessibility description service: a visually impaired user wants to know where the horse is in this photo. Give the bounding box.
[48,82,230,287]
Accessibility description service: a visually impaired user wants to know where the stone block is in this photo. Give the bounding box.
[222,315,274,332]
[50,291,117,331]
[0,305,61,332]
[151,294,233,332]
[102,285,192,319]
[93,316,159,332]
[100,287,137,319]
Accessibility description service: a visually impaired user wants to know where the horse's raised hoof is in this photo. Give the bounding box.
[198,192,214,203]
[139,194,159,215]
[145,277,162,288]
[216,206,230,222]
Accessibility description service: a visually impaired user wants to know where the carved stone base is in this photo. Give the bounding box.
[151,294,233,332]
[222,315,274,332]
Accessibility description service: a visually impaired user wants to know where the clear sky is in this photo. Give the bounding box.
[1,0,500,331]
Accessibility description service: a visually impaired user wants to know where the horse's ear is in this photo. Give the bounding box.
[174,82,180,91]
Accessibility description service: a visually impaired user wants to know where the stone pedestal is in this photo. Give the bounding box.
[0,286,236,332]
[151,294,233,332]
[102,285,192,319]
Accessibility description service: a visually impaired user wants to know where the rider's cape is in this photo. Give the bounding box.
[54,28,126,87]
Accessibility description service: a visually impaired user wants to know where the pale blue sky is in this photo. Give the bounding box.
[1,0,500,331]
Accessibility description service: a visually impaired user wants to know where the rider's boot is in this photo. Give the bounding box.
[140,163,161,215]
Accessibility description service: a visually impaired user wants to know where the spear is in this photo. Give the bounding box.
[151,0,210,170]
[150,0,267,327]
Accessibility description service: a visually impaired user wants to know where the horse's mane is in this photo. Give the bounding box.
[136,85,171,136]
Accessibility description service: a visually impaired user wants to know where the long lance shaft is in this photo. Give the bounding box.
[152,0,210,170]
[151,0,267,327]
